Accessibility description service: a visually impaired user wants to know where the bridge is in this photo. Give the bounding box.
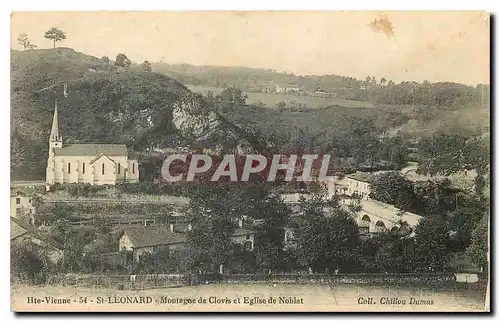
[281,193,423,234]
[355,199,422,233]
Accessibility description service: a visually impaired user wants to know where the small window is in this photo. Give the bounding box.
[243,241,252,251]
[82,162,85,174]
[16,198,20,205]
[68,162,71,174]
[102,163,105,175]
[28,199,31,203]
[246,234,250,240]
[118,163,121,174]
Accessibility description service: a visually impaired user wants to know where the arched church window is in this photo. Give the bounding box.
[82,162,85,174]
[118,163,121,174]
[102,163,105,175]
[68,162,71,174]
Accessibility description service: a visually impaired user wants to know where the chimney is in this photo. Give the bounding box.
[169,223,174,233]
[238,218,243,228]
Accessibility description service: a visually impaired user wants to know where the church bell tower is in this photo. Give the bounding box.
[49,100,63,157]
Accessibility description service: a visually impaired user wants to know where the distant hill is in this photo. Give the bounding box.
[152,62,360,95]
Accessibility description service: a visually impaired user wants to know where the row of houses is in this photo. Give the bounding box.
[11,168,424,266]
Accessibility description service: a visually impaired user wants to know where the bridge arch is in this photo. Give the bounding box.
[360,215,371,226]
[374,220,387,233]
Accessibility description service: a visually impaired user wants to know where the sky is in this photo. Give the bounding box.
[10,11,490,85]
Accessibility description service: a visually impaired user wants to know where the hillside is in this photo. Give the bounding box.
[10,48,255,180]
[10,49,490,181]
[155,63,490,140]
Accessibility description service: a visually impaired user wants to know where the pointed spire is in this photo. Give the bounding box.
[50,99,60,141]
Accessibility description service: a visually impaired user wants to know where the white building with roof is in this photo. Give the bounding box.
[45,101,139,186]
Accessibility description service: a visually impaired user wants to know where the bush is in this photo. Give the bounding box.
[52,183,107,197]
[116,182,187,196]
[11,241,49,284]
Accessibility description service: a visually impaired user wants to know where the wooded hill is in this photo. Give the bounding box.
[11,48,252,180]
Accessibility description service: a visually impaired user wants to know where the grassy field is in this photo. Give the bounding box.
[187,85,375,109]
[12,283,487,312]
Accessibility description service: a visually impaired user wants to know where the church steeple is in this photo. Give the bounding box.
[50,100,61,141]
[49,100,62,154]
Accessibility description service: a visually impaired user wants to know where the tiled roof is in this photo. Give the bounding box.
[232,228,256,236]
[54,144,129,157]
[10,219,28,239]
[120,226,186,248]
[10,217,64,250]
[120,226,256,248]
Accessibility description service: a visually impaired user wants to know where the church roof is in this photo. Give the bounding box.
[89,153,117,165]
[54,144,128,157]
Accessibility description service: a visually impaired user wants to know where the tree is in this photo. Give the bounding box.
[44,27,66,48]
[370,172,416,210]
[11,129,27,176]
[374,233,416,273]
[380,77,387,86]
[466,213,489,271]
[115,53,131,68]
[418,133,490,197]
[17,33,36,50]
[414,215,452,272]
[218,87,247,113]
[17,33,32,50]
[11,240,47,283]
[412,179,458,216]
[184,182,239,273]
[276,101,286,111]
[253,192,290,273]
[448,195,487,251]
[140,60,152,72]
[293,192,361,273]
[101,56,110,63]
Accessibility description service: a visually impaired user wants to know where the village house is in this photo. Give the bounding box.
[45,101,139,187]
[275,85,300,93]
[326,172,375,200]
[118,222,256,262]
[10,193,36,220]
[344,172,375,200]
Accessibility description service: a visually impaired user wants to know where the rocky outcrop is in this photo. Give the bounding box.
[172,94,221,141]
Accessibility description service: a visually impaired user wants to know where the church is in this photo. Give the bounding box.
[46,102,139,186]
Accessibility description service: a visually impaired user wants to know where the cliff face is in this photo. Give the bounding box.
[171,94,221,141]
[10,48,253,180]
